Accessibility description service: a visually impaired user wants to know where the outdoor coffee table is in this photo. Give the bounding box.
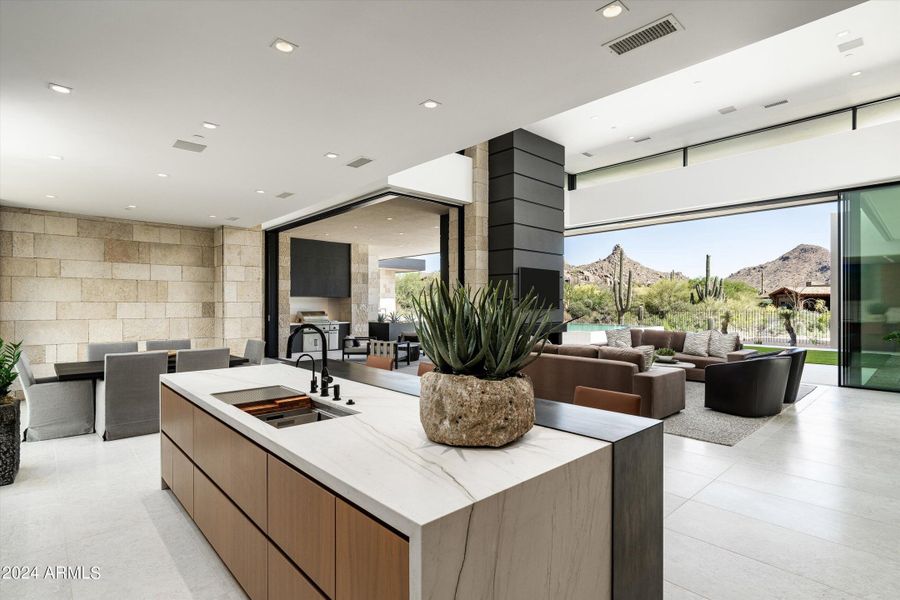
[652,360,695,370]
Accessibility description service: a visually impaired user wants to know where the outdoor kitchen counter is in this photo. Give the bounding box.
[160,363,615,600]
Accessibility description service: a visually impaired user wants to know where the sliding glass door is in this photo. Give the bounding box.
[841,183,900,392]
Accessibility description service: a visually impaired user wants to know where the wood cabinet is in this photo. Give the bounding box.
[172,443,194,518]
[336,499,409,600]
[193,406,268,530]
[194,469,268,600]
[161,385,194,456]
[160,433,174,489]
[268,543,327,600]
[268,455,336,597]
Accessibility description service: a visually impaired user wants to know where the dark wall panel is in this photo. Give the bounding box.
[489,148,566,188]
[489,174,564,208]
[290,238,350,298]
[489,129,565,165]
[489,199,564,232]
[488,224,565,254]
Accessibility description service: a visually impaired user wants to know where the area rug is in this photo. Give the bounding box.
[664,382,816,446]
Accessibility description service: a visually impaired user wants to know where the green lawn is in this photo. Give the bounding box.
[745,345,838,366]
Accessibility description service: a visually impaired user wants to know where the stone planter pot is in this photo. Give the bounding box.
[419,372,534,447]
[0,397,21,486]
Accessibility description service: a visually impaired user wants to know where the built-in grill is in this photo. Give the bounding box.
[297,311,340,351]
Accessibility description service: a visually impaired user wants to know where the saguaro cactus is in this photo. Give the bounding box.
[690,254,725,304]
[613,247,633,324]
[759,271,765,295]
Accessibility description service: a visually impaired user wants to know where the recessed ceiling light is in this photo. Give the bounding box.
[45,194,56,199]
[419,99,441,109]
[837,30,850,38]
[610,126,617,130]
[202,122,218,129]
[48,83,72,94]
[209,215,216,219]
[353,226,358,229]
[157,173,169,178]
[47,154,63,160]
[590,115,600,121]
[850,71,862,77]
[125,205,136,210]
[256,189,265,194]
[271,38,297,53]
[398,232,404,236]
[627,136,635,140]
[599,1,627,18]
[386,217,393,221]
[433,225,439,229]
[693,80,702,85]
[324,152,339,159]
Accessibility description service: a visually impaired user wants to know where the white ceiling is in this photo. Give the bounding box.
[528,0,900,173]
[285,195,445,261]
[0,0,856,227]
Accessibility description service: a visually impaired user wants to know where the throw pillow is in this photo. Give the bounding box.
[708,330,739,359]
[598,346,644,372]
[682,331,711,357]
[634,344,656,371]
[606,328,633,348]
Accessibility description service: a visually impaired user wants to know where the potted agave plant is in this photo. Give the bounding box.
[0,337,23,486]
[411,280,556,447]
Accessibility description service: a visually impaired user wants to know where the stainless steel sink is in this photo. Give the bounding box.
[212,385,357,429]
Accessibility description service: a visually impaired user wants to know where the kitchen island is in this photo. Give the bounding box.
[160,363,655,600]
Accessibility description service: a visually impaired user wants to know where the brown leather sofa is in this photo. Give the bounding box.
[625,329,757,382]
[523,346,685,419]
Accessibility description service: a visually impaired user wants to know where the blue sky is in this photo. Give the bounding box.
[565,202,836,278]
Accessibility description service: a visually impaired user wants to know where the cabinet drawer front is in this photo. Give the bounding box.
[268,455,336,598]
[193,407,267,529]
[336,499,409,600]
[160,386,194,456]
[161,433,174,489]
[268,543,327,600]
[194,470,267,600]
[172,443,194,518]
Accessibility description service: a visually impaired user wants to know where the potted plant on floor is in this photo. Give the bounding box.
[411,280,557,447]
[0,337,23,486]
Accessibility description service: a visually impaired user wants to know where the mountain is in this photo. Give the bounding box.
[565,245,688,288]
[726,244,831,292]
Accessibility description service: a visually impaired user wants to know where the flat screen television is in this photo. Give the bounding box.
[518,267,560,309]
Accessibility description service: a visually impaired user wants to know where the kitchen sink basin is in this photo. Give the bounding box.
[212,385,356,429]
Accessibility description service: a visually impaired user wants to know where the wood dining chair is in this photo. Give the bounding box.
[573,385,641,416]
[366,355,394,371]
[417,362,434,376]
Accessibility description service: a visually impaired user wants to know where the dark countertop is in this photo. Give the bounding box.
[283,358,660,445]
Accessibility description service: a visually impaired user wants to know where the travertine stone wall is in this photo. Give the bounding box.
[219,226,263,355]
[464,142,490,291]
[350,243,371,337]
[0,206,261,377]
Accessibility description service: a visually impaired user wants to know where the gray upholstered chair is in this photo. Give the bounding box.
[146,339,191,351]
[243,339,265,365]
[175,348,230,373]
[15,354,94,441]
[95,351,168,441]
[87,342,138,361]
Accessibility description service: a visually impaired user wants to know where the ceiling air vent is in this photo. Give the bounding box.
[837,37,863,53]
[603,14,683,55]
[632,136,651,143]
[225,216,240,222]
[275,192,294,199]
[582,151,594,157]
[718,105,737,115]
[346,157,373,168]
[763,99,788,109]
[172,139,206,153]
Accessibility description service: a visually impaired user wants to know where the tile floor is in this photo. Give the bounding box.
[1,383,898,599]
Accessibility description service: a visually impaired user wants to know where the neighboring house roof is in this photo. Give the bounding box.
[768,285,831,298]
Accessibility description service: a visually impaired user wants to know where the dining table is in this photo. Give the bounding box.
[54,352,250,382]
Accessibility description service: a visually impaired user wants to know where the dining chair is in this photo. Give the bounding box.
[573,385,641,416]
[417,362,434,377]
[175,348,230,373]
[243,339,265,365]
[86,342,138,361]
[366,355,394,371]
[146,339,191,351]
[95,351,168,441]
[15,353,94,441]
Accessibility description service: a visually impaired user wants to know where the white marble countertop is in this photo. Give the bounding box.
[160,363,610,536]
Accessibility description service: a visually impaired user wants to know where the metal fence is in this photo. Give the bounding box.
[616,308,833,347]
